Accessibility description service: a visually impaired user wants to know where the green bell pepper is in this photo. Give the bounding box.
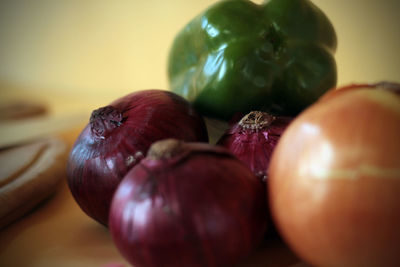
[168,0,337,120]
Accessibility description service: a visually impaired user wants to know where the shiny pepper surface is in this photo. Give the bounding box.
[168,0,337,120]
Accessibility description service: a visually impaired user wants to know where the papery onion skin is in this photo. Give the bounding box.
[269,82,400,267]
[109,139,268,267]
[67,90,208,226]
[217,111,292,182]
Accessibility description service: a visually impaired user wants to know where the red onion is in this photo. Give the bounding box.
[67,90,208,226]
[217,111,291,182]
[109,139,268,267]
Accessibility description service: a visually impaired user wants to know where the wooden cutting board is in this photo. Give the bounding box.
[0,137,67,228]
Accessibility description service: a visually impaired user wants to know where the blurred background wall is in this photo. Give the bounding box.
[0,0,399,109]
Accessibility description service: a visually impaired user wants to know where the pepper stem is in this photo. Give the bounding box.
[239,111,275,131]
[147,139,185,160]
[90,105,123,138]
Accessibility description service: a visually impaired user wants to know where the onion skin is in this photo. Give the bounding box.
[217,111,292,182]
[109,139,268,267]
[67,90,208,226]
[269,82,400,267]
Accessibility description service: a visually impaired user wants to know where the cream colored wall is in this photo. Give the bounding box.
[0,0,399,103]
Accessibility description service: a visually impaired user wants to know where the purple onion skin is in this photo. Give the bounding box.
[109,140,268,267]
[67,90,208,226]
[217,112,292,182]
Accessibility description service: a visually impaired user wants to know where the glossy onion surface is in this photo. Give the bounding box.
[67,90,208,226]
[269,83,400,267]
[217,111,291,182]
[109,140,267,267]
